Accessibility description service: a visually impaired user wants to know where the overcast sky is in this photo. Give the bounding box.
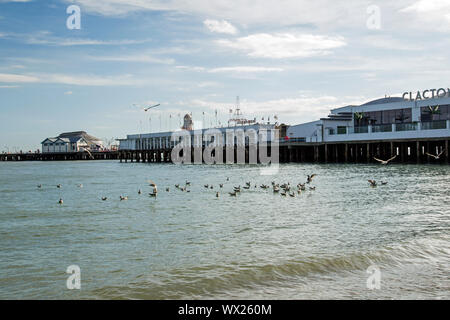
[1,0,450,151]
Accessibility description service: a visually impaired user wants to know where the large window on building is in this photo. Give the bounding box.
[354,108,412,126]
[420,105,450,122]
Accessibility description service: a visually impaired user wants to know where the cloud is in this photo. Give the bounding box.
[185,94,366,123]
[216,33,346,59]
[208,66,283,73]
[399,0,450,31]
[203,19,238,35]
[0,73,39,83]
[175,65,283,73]
[89,54,175,64]
[64,91,73,95]
[62,0,369,28]
[400,0,450,13]
[0,72,146,86]
[26,35,151,46]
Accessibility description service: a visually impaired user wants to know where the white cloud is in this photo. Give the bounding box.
[0,72,145,86]
[175,65,283,73]
[26,36,151,46]
[208,66,283,73]
[185,94,365,123]
[399,0,450,31]
[203,19,238,35]
[216,33,346,59]
[89,54,175,64]
[0,73,39,83]
[400,0,450,13]
[64,91,73,95]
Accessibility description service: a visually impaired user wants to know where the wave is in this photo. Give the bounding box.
[91,235,450,299]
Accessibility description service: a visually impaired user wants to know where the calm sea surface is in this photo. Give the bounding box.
[0,161,449,299]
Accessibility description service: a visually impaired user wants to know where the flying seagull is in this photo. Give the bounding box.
[373,155,397,165]
[306,174,317,184]
[144,104,160,112]
[368,180,377,187]
[425,149,446,160]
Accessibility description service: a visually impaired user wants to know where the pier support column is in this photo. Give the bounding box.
[416,141,420,164]
[446,140,449,163]
[324,144,328,163]
[366,143,370,163]
[335,144,339,163]
[344,144,348,163]
[400,143,405,163]
[390,142,394,158]
[314,146,319,163]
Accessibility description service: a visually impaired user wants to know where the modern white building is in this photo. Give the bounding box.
[287,92,450,143]
[41,131,103,153]
[118,123,277,151]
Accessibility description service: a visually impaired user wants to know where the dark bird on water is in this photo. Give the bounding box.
[368,180,377,187]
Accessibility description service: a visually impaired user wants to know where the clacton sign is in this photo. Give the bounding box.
[403,88,450,101]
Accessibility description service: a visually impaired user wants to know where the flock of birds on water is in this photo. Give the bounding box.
[37,155,399,205]
[33,149,448,204]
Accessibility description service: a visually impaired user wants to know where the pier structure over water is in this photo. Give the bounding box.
[117,93,450,164]
[0,151,119,161]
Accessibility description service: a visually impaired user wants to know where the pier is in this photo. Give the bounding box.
[0,151,119,162]
[116,138,449,164]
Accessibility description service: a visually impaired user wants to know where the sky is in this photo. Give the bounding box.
[1,0,450,151]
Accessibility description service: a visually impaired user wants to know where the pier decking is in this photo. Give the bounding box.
[116,138,449,164]
[0,151,119,162]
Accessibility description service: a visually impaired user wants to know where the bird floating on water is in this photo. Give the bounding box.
[120,195,128,201]
[37,184,42,189]
[368,180,377,187]
[374,155,397,165]
[58,198,63,204]
[57,184,62,188]
[138,189,142,195]
[216,192,220,198]
[78,184,83,188]
[101,197,107,201]
[229,191,237,196]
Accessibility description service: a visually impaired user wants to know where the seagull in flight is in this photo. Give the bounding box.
[425,149,446,160]
[373,155,397,165]
[133,103,160,112]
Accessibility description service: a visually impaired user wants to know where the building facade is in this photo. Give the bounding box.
[118,124,277,151]
[41,131,103,153]
[287,95,450,143]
